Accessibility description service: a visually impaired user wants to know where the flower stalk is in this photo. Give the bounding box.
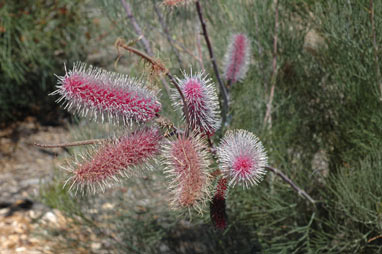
[195,0,229,125]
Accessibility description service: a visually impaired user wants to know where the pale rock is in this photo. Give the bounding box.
[91,242,102,251]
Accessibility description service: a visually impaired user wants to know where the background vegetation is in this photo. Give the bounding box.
[0,0,93,125]
[3,0,381,253]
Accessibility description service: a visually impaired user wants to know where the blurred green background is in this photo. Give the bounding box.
[0,0,92,125]
[2,0,382,253]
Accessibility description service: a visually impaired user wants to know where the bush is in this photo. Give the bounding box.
[0,0,93,124]
[40,0,382,253]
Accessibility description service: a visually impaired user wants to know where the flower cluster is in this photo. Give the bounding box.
[51,29,270,227]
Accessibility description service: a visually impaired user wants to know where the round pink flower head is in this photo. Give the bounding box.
[172,71,221,136]
[223,33,251,84]
[162,134,212,213]
[51,62,161,125]
[217,130,267,188]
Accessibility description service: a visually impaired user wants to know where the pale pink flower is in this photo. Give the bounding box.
[52,63,161,125]
[65,128,162,194]
[172,71,221,136]
[223,34,251,84]
[217,130,267,188]
[162,134,212,212]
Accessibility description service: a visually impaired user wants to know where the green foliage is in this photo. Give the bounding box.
[40,0,382,253]
[311,151,382,253]
[0,0,93,123]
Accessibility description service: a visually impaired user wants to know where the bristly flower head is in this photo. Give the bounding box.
[64,128,162,194]
[163,134,212,213]
[172,71,221,136]
[223,33,251,84]
[210,177,228,230]
[51,63,161,125]
[217,130,267,188]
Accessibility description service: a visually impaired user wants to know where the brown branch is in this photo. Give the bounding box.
[204,135,313,205]
[153,1,184,69]
[34,116,184,149]
[116,42,191,132]
[117,40,168,74]
[195,25,205,70]
[34,139,106,148]
[120,0,171,95]
[368,235,382,243]
[195,0,229,125]
[172,38,204,64]
[369,0,382,100]
[264,0,279,128]
[121,0,153,56]
[265,166,316,205]
[166,72,191,135]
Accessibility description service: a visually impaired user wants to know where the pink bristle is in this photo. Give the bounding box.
[223,34,251,84]
[52,63,161,125]
[172,71,221,136]
[162,134,212,213]
[66,128,162,194]
[217,129,268,188]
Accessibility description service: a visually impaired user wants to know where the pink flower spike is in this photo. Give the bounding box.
[223,33,251,84]
[163,134,212,213]
[65,128,162,194]
[51,63,161,125]
[172,71,221,136]
[217,130,268,188]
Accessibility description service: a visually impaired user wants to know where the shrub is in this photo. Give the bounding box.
[0,0,93,124]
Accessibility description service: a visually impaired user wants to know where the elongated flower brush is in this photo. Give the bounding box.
[162,134,212,213]
[64,128,162,194]
[217,129,268,188]
[223,33,251,84]
[51,63,161,125]
[172,71,221,136]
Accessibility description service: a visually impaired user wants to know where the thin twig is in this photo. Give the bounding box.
[120,0,171,94]
[121,0,153,56]
[368,235,382,243]
[34,116,184,149]
[153,1,184,69]
[204,136,313,205]
[226,79,232,89]
[369,0,382,100]
[195,24,205,70]
[34,139,105,148]
[254,15,267,90]
[265,166,316,205]
[264,0,279,128]
[166,72,191,135]
[195,0,229,125]
[117,41,168,74]
[116,42,191,132]
[172,38,203,64]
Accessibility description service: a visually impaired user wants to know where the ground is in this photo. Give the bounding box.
[0,117,102,254]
